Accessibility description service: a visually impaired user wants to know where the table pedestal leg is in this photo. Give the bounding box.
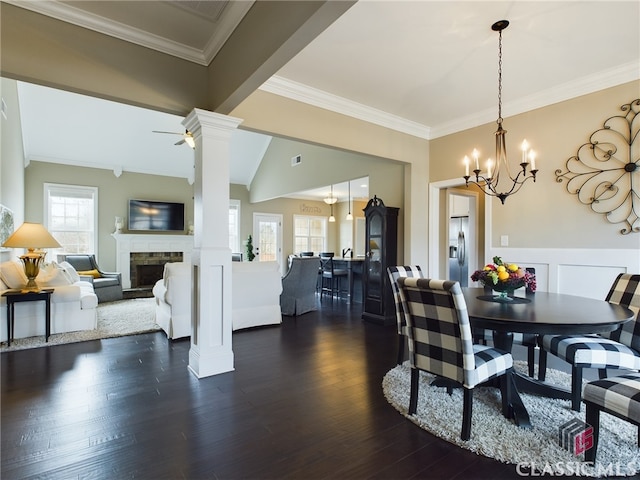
[492,331,532,428]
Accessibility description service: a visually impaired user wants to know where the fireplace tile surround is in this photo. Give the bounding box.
[112,233,194,289]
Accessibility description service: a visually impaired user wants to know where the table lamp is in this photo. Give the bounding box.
[1,222,61,290]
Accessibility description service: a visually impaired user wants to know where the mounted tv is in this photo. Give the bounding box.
[128,199,185,232]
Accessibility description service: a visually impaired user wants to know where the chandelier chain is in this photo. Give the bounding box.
[497,29,503,123]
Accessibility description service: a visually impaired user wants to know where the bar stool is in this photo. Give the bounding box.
[319,252,348,299]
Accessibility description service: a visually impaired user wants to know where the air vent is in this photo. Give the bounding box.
[291,154,302,166]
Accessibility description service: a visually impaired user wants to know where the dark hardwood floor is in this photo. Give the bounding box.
[1,299,556,479]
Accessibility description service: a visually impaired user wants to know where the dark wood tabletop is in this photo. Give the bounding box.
[461,287,634,428]
[462,288,634,336]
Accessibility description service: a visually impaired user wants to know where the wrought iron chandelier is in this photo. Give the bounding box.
[464,20,538,204]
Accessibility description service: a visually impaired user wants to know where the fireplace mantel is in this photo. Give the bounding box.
[112,233,194,289]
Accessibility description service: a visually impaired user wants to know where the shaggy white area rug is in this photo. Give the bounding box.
[382,361,640,477]
[1,297,160,352]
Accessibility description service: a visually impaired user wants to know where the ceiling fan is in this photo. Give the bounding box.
[152,129,195,149]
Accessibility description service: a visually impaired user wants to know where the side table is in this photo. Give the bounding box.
[2,289,55,346]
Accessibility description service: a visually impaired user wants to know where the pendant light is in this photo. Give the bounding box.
[346,181,353,220]
[324,185,338,205]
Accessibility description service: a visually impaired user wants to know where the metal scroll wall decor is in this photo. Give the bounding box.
[555,98,639,234]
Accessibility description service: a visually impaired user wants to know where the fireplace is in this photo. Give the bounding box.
[129,251,183,288]
[112,233,194,289]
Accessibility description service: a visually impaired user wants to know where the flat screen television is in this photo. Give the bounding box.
[128,199,185,232]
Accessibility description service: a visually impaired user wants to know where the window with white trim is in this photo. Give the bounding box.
[229,199,241,253]
[293,215,326,255]
[44,183,98,256]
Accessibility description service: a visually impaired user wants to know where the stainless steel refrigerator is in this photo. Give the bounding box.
[448,216,469,287]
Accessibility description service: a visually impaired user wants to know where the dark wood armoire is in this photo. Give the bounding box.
[361,196,398,326]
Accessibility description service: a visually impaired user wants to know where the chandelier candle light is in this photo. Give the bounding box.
[464,20,538,204]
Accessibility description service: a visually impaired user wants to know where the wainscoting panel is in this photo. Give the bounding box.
[486,248,639,300]
[557,264,626,299]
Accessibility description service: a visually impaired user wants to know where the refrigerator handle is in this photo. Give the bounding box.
[457,231,466,267]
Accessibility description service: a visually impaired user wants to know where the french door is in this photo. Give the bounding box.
[252,213,283,268]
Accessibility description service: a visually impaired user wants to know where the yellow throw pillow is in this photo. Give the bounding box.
[77,269,102,279]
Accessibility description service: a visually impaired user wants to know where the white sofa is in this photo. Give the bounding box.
[0,260,98,342]
[232,261,283,331]
[152,260,283,339]
[152,262,192,340]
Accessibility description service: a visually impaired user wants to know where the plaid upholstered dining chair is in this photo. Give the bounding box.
[387,265,423,365]
[397,277,514,440]
[538,273,640,411]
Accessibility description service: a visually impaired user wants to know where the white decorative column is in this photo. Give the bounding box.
[183,109,242,378]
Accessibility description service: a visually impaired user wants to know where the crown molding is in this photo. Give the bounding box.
[5,0,209,65]
[201,1,254,65]
[430,61,640,139]
[259,76,431,140]
[262,62,639,141]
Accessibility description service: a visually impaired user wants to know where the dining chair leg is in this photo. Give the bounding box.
[396,334,405,365]
[527,346,535,378]
[584,401,600,463]
[538,349,548,381]
[409,368,419,415]
[571,366,583,411]
[461,388,473,441]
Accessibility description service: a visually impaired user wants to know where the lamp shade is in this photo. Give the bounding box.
[2,222,61,250]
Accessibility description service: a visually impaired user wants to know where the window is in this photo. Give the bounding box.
[294,215,326,254]
[44,183,97,255]
[229,199,241,253]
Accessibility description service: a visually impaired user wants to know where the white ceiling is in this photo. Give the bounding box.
[8,0,640,199]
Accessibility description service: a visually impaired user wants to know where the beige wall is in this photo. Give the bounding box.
[430,80,640,250]
[232,89,429,266]
[24,161,195,270]
[0,78,25,224]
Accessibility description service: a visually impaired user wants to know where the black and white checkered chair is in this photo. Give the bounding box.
[387,265,423,365]
[583,373,640,463]
[397,277,513,440]
[539,273,640,411]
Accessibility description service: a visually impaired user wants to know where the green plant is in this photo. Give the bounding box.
[246,235,255,262]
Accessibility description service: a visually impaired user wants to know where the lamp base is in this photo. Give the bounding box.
[19,253,45,291]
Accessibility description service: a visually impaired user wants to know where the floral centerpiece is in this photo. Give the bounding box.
[471,256,536,299]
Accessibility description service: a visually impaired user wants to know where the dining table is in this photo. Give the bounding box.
[461,287,635,428]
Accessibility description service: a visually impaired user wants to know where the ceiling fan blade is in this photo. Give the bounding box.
[152,130,183,135]
[174,139,186,146]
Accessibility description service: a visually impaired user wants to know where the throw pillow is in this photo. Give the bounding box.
[77,268,102,279]
[59,261,81,283]
[37,262,73,287]
[0,261,27,289]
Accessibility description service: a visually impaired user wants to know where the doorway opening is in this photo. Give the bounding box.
[428,180,483,281]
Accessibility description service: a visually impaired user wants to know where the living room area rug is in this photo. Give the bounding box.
[1,297,160,352]
[382,361,640,477]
